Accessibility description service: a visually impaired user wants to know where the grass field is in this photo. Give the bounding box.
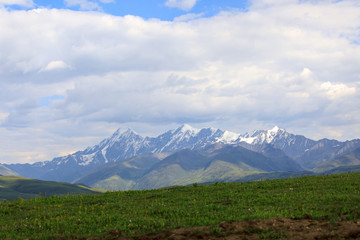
[0,172,359,239]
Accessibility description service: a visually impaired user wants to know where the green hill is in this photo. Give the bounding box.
[74,153,168,190]
[0,176,106,200]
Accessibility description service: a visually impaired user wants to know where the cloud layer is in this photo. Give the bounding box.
[0,0,360,163]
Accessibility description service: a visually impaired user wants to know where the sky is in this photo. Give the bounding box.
[0,0,359,164]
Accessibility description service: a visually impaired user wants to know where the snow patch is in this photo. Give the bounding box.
[102,146,109,163]
[239,136,257,144]
[218,130,240,143]
[79,153,96,166]
[269,126,280,133]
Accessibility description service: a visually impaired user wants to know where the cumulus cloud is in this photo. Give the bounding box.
[165,0,198,11]
[1,0,360,163]
[320,82,356,99]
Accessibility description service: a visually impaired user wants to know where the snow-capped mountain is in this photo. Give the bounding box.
[5,124,360,183]
[149,124,224,153]
[76,124,225,167]
[236,126,317,160]
[236,126,360,168]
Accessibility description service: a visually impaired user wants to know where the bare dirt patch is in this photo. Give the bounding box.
[111,215,360,240]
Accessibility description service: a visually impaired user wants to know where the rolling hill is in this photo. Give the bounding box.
[0,176,105,200]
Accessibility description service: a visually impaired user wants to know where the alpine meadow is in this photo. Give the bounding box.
[1,173,359,239]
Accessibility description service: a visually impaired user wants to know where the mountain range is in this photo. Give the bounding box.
[4,125,360,190]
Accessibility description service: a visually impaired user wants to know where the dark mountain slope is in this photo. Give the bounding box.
[0,176,105,200]
[132,144,303,190]
[0,164,18,176]
[313,146,360,173]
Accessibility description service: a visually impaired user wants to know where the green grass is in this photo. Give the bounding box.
[1,172,359,239]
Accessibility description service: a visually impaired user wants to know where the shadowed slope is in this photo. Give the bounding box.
[0,176,105,200]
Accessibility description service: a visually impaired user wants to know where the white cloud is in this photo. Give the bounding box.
[174,12,204,22]
[320,82,356,99]
[64,0,100,10]
[251,0,298,7]
[1,0,360,163]
[0,0,34,7]
[165,0,198,11]
[40,60,71,72]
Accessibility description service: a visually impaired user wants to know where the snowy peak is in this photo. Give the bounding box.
[113,127,132,136]
[111,127,140,139]
[269,126,281,134]
[105,128,143,148]
[265,126,286,143]
[148,125,224,153]
[240,126,288,145]
[174,124,200,136]
[170,124,199,144]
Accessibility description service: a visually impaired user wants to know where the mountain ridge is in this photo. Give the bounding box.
[4,124,360,186]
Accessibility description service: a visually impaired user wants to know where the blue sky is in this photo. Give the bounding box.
[0,0,359,164]
[8,0,249,20]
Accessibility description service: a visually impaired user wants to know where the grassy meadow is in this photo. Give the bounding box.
[0,172,359,239]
